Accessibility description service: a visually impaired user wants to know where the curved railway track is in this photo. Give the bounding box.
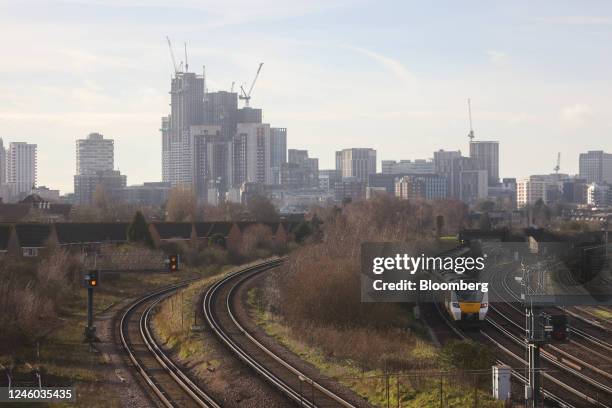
[202,258,359,408]
[120,282,221,408]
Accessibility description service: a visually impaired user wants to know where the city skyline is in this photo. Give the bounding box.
[2,0,612,193]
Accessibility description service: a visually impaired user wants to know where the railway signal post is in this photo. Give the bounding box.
[521,249,570,408]
[83,270,99,342]
[520,256,543,408]
[525,306,542,408]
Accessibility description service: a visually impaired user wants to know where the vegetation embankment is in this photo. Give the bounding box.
[0,242,217,407]
[0,195,290,406]
[151,258,279,370]
[150,203,292,367]
[254,196,502,407]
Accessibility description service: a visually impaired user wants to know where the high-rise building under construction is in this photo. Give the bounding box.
[162,71,204,187]
[161,64,286,202]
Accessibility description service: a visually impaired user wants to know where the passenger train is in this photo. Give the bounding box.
[431,244,489,326]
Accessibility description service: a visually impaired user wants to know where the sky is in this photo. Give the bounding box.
[1,0,612,194]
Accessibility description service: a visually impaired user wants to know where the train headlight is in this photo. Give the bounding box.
[480,302,488,308]
[451,302,460,308]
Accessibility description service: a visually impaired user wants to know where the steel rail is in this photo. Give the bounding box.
[431,299,575,407]
[202,258,357,408]
[119,281,220,408]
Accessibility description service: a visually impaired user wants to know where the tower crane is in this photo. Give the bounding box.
[184,42,188,72]
[165,36,179,74]
[467,98,475,141]
[239,62,264,107]
[554,152,561,174]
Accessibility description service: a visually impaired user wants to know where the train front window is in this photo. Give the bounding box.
[456,291,483,302]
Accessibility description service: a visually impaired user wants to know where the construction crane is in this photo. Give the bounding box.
[467,98,475,141]
[239,62,264,107]
[184,42,188,72]
[554,152,561,174]
[166,36,179,74]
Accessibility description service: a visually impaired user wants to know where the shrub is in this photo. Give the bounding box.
[239,224,274,258]
[208,233,226,248]
[127,211,155,248]
[0,250,82,351]
[440,340,495,372]
[260,196,467,373]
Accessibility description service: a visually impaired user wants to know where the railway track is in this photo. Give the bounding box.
[431,297,578,407]
[432,244,612,407]
[495,261,612,357]
[485,261,612,406]
[202,258,359,408]
[485,313,611,407]
[120,282,221,408]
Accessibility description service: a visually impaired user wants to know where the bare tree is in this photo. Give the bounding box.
[166,185,198,222]
[246,195,279,222]
[93,184,109,213]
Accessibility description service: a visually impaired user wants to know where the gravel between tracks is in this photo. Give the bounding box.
[95,297,161,408]
[152,288,293,407]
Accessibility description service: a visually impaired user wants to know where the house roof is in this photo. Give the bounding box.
[15,224,53,248]
[55,223,128,244]
[0,224,12,250]
[49,204,72,218]
[20,194,46,204]
[0,201,72,223]
[152,222,193,240]
[0,204,31,223]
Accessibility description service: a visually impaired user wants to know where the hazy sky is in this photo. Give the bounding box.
[1,0,612,194]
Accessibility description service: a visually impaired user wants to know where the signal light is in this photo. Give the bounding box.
[544,314,569,343]
[84,271,99,288]
[168,254,179,272]
[550,315,568,342]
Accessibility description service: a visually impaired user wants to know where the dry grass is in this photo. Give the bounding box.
[253,197,502,406]
[0,250,81,350]
[250,289,501,407]
[151,259,279,378]
[0,245,224,407]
